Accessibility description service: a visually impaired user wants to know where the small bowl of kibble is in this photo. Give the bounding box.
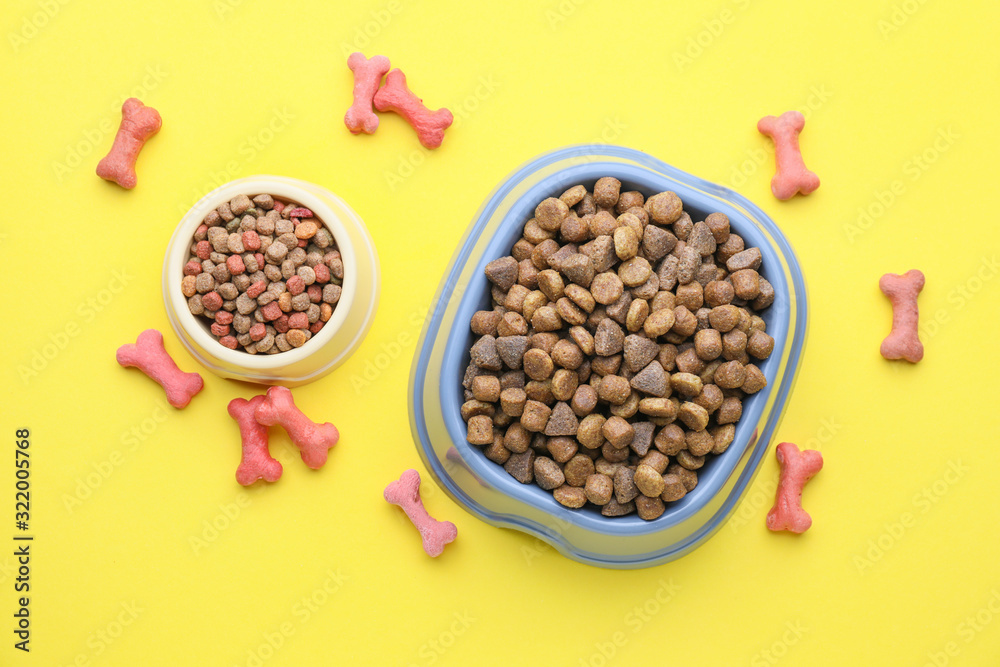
[164,176,380,385]
[410,145,807,568]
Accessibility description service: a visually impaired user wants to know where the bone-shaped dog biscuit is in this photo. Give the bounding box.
[384,469,457,557]
[880,269,925,363]
[766,442,823,534]
[758,111,820,200]
[116,329,203,409]
[344,52,391,134]
[228,396,282,485]
[373,68,454,149]
[254,386,339,469]
[96,98,162,189]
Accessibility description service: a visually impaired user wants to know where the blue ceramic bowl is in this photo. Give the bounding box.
[409,145,807,568]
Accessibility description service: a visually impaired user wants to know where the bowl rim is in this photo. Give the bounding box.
[163,176,357,372]
[409,145,808,567]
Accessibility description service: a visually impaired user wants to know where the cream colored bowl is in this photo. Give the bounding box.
[163,176,379,386]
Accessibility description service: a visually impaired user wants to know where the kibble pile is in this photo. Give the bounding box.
[181,194,344,354]
[461,178,775,520]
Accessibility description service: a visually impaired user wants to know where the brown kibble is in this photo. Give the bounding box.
[485,256,518,291]
[533,457,566,490]
[693,383,724,414]
[634,464,666,497]
[535,197,570,231]
[668,464,699,491]
[670,372,703,397]
[523,348,555,381]
[471,309,501,336]
[716,233,744,263]
[598,375,631,405]
[286,329,308,347]
[703,280,735,307]
[544,402,579,437]
[547,436,578,463]
[643,308,676,338]
[472,375,501,403]
[752,278,775,310]
[560,253,595,287]
[655,423,686,455]
[601,498,636,516]
[594,319,625,356]
[630,361,668,397]
[503,423,531,454]
[618,257,652,287]
[576,413,606,449]
[625,299,650,333]
[496,335,529,369]
[712,424,736,455]
[590,271,624,305]
[466,415,494,445]
[705,212,730,244]
[570,383,599,416]
[638,397,676,419]
[609,391,640,419]
[741,364,767,394]
[686,429,714,456]
[746,330,775,360]
[673,212,693,241]
[520,400,552,432]
[470,334,502,371]
[594,177,621,208]
[726,247,762,272]
[642,225,677,261]
[672,305,698,337]
[709,305,740,332]
[505,450,535,483]
[694,328,722,361]
[612,467,639,503]
[584,473,614,505]
[675,282,703,311]
[613,225,639,261]
[602,440,629,462]
[678,401,709,431]
[645,192,683,225]
[560,185,586,207]
[660,474,687,502]
[636,495,665,521]
[716,396,743,424]
[553,484,588,508]
[536,269,565,301]
[730,269,761,300]
[722,330,748,360]
[676,450,705,470]
[500,387,527,417]
[687,221,717,256]
[602,415,635,449]
[551,368,579,402]
[564,453,596,487]
[714,361,746,389]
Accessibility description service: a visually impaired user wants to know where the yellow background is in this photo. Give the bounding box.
[2,0,999,664]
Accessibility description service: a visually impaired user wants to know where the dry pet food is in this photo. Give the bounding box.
[879,269,925,363]
[116,329,203,408]
[373,68,454,149]
[345,52,391,134]
[461,180,776,520]
[182,193,343,354]
[384,469,458,557]
[766,442,823,533]
[96,97,162,189]
[758,111,820,200]
[228,395,283,485]
[254,386,339,469]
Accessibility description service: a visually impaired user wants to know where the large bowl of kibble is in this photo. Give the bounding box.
[410,145,807,568]
[164,176,379,386]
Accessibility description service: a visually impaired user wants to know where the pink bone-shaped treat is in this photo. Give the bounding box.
[384,469,457,557]
[96,98,162,189]
[116,329,203,409]
[344,52,391,134]
[228,396,282,485]
[879,269,925,363]
[373,68,454,149]
[757,110,820,200]
[766,442,823,534]
[253,386,339,469]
